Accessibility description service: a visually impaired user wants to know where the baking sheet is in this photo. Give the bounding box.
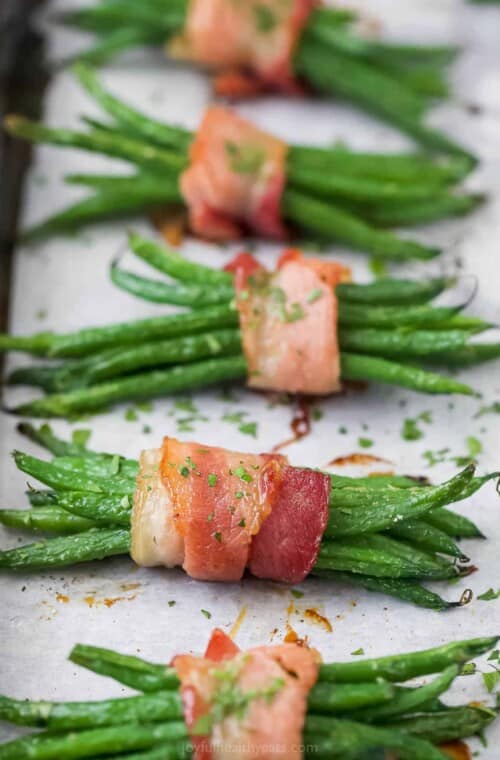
[1,0,500,752]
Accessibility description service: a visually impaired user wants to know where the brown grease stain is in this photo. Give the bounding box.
[439,741,471,760]
[229,605,248,639]
[150,206,187,247]
[304,608,333,633]
[328,452,392,467]
[55,593,69,604]
[273,397,312,452]
[84,593,137,608]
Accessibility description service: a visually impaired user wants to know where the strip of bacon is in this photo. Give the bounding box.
[130,448,185,568]
[180,107,288,241]
[160,438,286,582]
[172,628,319,760]
[249,465,330,583]
[232,250,351,395]
[168,0,318,96]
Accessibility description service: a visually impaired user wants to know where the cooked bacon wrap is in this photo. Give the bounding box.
[168,0,318,97]
[172,628,320,760]
[180,107,288,241]
[230,249,351,396]
[130,438,330,584]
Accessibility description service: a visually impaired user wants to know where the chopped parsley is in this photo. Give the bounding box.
[225,141,266,175]
[306,288,323,304]
[339,426,347,435]
[483,670,500,693]
[312,407,323,421]
[125,408,138,422]
[291,589,304,599]
[174,398,198,414]
[351,648,365,656]
[475,402,500,418]
[254,4,277,32]
[201,609,212,619]
[223,411,247,424]
[452,436,483,466]
[238,518,246,528]
[192,658,284,736]
[179,466,190,478]
[214,531,223,543]
[208,473,218,487]
[168,600,176,607]
[478,589,500,601]
[358,437,373,449]
[142,424,152,434]
[461,663,477,676]
[136,401,153,412]
[72,428,91,448]
[233,466,253,483]
[239,422,258,438]
[235,491,244,500]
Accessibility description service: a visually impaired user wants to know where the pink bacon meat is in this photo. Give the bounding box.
[232,249,351,396]
[172,628,320,760]
[180,107,288,241]
[168,0,319,96]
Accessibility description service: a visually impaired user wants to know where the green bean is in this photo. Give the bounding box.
[326,465,476,537]
[338,302,462,329]
[0,721,188,760]
[0,529,130,571]
[387,519,465,559]
[364,193,485,227]
[16,423,95,457]
[4,116,186,174]
[10,355,248,417]
[289,146,471,185]
[329,473,424,489]
[287,164,450,204]
[0,507,95,534]
[296,36,474,161]
[128,232,233,286]
[53,493,133,527]
[282,189,440,260]
[0,691,183,730]
[7,364,63,392]
[386,706,497,743]
[318,636,498,683]
[50,454,137,480]
[312,569,453,610]
[317,535,459,579]
[307,681,394,714]
[13,452,133,495]
[425,341,500,366]
[303,718,447,759]
[424,508,485,539]
[348,665,459,722]
[307,12,459,66]
[70,28,165,67]
[298,29,428,120]
[339,328,471,358]
[111,263,234,306]
[340,352,476,395]
[46,329,242,390]
[336,278,450,306]
[27,490,59,507]
[0,304,236,358]
[69,644,178,693]
[74,63,191,152]
[21,180,181,242]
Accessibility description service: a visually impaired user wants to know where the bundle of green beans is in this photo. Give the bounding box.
[4,64,481,259]
[2,233,500,417]
[0,635,498,759]
[0,423,497,611]
[56,0,472,159]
